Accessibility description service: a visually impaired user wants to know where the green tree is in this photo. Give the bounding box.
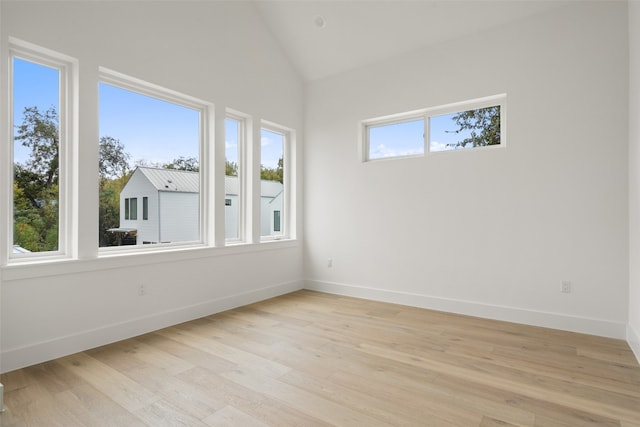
[98,137,132,247]
[13,106,60,251]
[260,157,283,183]
[100,136,131,179]
[225,161,238,176]
[163,156,199,172]
[447,106,500,149]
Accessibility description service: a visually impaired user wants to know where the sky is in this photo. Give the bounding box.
[368,112,479,159]
[13,57,283,170]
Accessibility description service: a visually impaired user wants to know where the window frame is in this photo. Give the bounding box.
[98,67,213,254]
[426,94,506,154]
[224,111,247,243]
[361,94,506,162]
[6,39,78,263]
[260,121,291,241]
[363,112,426,162]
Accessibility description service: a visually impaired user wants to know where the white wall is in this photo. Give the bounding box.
[305,2,630,338]
[0,1,304,372]
[629,0,640,361]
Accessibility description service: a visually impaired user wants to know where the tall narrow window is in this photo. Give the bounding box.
[10,43,74,258]
[225,116,243,241]
[143,196,149,220]
[260,126,286,239]
[99,69,205,248]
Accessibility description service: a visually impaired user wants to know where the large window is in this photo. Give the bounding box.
[260,125,287,239]
[9,41,76,259]
[225,115,244,241]
[362,94,506,161]
[98,69,205,248]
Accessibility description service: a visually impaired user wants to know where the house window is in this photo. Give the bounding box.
[260,124,287,239]
[273,210,281,232]
[124,197,137,220]
[143,197,148,220]
[362,94,506,161]
[365,116,424,161]
[9,40,76,259]
[225,114,245,241]
[98,68,209,248]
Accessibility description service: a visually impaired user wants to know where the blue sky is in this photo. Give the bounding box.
[368,112,477,159]
[13,57,282,170]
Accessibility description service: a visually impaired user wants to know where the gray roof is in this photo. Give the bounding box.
[136,167,199,193]
[135,167,282,197]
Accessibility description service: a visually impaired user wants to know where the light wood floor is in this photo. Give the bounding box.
[1,290,639,426]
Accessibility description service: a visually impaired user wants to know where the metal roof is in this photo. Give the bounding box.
[137,167,200,193]
[133,167,282,197]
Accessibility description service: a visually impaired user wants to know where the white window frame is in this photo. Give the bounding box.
[426,94,506,154]
[361,94,506,162]
[362,111,426,162]
[6,39,78,263]
[225,111,247,243]
[260,121,291,241]
[98,67,213,254]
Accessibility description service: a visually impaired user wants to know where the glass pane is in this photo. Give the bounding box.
[429,105,501,152]
[368,118,424,160]
[225,118,240,240]
[12,57,60,253]
[99,82,200,247]
[261,129,284,237]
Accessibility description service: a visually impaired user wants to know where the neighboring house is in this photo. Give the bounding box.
[111,166,283,245]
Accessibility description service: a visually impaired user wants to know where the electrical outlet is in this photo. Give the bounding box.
[138,284,146,296]
[327,258,333,268]
[561,281,571,293]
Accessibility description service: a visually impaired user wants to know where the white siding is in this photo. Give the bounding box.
[120,169,160,244]
[159,192,199,243]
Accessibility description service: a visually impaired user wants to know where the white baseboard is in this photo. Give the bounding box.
[0,280,303,373]
[305,279,627,340]
[628,324,640,365]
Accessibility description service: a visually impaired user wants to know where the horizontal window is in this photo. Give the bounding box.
[362,94,506,161]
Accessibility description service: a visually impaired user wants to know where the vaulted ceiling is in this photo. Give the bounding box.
[253,0,571,82]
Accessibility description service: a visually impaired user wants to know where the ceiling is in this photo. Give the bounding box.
[253,0,571,82]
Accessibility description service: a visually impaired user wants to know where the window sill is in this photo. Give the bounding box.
[1,239,298,282]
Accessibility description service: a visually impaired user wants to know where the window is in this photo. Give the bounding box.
[225,115,244,241]
[143,197,149,220]
[124,197,138,221]
[9,40,76,259]
[260,125,287,239]
[365,116,424,161]
[99,68,207,248]
[428,98,504,152]
[273,210,281,233]
[362,94,506,161]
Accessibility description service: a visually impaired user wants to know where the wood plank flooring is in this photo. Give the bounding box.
[1,290,639,426]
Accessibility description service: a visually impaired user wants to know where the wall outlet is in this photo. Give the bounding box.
[138,284,146,296]
[561,281,571,293]
[327,258,333,268]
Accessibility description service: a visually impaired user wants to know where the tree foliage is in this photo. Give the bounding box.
[226,161,238,176]
[13,106,134,251]
[260,157,283,183]
[99,136,131,179]
[163,156,199,172]
[447,106,500,149]
[13,106,60,251]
